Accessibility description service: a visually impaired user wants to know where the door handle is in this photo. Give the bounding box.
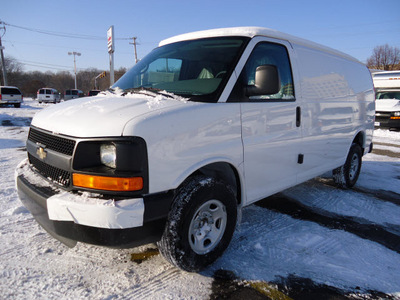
[296,106,301,127]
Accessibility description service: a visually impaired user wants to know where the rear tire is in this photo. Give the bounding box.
[14,103,21,108]
[333,143,362,188]
[158,175,237,272]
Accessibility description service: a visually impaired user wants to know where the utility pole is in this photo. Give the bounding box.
[68,51,81,89]
[129,37,139,64]
[0,21,8,86]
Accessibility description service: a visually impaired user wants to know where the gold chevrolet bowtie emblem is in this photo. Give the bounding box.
[37,146,47,160]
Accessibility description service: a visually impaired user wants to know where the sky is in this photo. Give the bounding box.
[1,0,399,75]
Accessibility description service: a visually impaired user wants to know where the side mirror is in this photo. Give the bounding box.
[246,65,280,96]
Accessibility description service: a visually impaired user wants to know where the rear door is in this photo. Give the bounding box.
[227,37,303,204]
[45,89,52,101]
[38,89,45,101]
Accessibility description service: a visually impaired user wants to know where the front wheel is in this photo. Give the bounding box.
[158,176,237,272]
[333,143,362,188]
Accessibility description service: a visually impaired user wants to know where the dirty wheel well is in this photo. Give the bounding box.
[193,162,241,205]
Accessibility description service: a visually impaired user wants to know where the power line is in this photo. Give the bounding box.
[2,21,131,41]
[19,59,73,70]
[19,62,71,72]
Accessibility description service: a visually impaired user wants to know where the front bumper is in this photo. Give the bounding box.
[375,112,400,129]
[16,160,173,248]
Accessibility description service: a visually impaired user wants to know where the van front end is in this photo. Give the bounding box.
[15,126,173,248]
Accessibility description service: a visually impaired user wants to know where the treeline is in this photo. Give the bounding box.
[1,57,127,97]
[366,44,399,71]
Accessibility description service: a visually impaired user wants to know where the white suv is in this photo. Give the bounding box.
[0,86,23,108]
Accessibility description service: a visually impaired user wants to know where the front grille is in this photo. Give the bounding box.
[375,111,391,124]
[27,128,75,187]
[28,154,71,187]
[28,127,76,156]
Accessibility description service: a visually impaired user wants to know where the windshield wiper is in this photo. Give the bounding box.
[122,87,176,99]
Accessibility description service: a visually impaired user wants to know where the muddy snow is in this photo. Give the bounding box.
[1,99,399,299]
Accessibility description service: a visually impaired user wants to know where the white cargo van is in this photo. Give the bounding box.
[64,89,84,100]
[16,27,375,272]
[0,86,23,108]
[372,71,400,130]
[37,88,61,104]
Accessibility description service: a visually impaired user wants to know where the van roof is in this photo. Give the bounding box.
[372,71,400,78]
[372,71,400,89]
[159,26,360,64]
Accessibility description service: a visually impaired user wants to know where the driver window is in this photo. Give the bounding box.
[140,58,182,87]
[229,42,295,102]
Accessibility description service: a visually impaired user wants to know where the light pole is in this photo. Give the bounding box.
[68,51,81,89]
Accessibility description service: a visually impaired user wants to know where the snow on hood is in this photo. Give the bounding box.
[31,90,186,137]
[375,98,400,112]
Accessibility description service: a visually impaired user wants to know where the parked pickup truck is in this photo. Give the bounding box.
[16,27,375,272]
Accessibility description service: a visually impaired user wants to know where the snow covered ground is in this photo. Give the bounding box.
[1,99,399,299]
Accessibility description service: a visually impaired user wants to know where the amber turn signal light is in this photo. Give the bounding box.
[72,173,143,191]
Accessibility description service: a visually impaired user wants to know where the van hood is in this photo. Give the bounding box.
[31,91,186,137]
[375,98,400,112]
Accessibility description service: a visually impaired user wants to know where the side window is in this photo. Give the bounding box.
[229,42,295,102]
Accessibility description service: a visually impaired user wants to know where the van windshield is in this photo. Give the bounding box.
[376,91,400,100]
[112,37,249,102]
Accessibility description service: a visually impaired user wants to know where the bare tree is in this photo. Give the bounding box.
[22,79,45,98]
[50,71,74,93]
[367,44,400,70]
[0,56,23,85]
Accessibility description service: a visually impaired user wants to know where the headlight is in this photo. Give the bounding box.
[73,137,149,194]
[100,143,117,168]
[394,112,400,117]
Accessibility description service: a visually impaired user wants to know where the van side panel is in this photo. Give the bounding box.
[293,44,374,183]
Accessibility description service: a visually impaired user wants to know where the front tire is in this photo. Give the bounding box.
[158,176,237,272]
[333,143,362,188]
